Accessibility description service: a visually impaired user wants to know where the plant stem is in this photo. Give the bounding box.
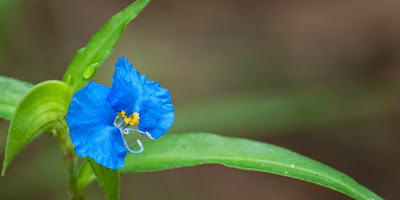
[53,120,84,200]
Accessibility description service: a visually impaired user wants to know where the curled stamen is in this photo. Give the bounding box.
[122,123,131,129]
[124,128,155,140]
[145,131,155,140]
[120,133,144,154]
[125,128,146,135]
[114,111,153,154]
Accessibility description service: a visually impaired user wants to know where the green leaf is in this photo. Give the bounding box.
[2,80,71,175]
[0,76,33,120]
[77,160,97,192]
[121,133,382,200]
[62,0,151,94]
[87,158,119,200]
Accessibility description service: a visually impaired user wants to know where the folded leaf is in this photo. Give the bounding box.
[2,80,71,175]
[121,133,382,200]
[0,76,33,120]
[87,158,119,200]
[62,0,151,94]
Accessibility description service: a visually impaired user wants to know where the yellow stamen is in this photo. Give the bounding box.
[121,110,126,117]
[129,113,140,125]
[124,116,132,124]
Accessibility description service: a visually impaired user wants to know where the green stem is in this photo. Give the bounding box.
[69,161,83,200]
[71,191,85,200]
[53,120,85,200]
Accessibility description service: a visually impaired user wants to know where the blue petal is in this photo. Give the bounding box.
[138,76,175,139]
[66,81,127,170]
[107,57,143,114]
[108,57,175,139]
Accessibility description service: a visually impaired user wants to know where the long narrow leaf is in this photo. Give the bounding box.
[62,0,151,94]
[121,133,382,200]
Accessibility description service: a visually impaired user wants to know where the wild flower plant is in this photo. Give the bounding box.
[0,1,382,199]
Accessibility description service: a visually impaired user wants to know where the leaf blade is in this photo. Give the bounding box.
[121,133,382,200]
[87,158,119,200]
[77,160,97,191]
[0,76,33,120]
[62,0,151,94]
[2,80,71,175]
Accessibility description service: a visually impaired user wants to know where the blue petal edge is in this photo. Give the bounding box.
[138,76,175,139]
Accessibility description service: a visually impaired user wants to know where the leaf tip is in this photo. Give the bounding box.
[1,162,7,176]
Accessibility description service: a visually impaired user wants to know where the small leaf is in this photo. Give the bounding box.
[77,160,97,190]
[0,76,33,120]
[87,158,119,200]
[2,80,71,175]
[121,133,382,200]
[62,0,151,94]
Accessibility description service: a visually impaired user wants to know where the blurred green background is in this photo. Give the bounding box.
[0,0,399,199]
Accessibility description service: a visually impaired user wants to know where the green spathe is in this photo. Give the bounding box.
[2,80,71,175]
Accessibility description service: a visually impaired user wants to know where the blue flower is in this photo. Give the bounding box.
[66,57,174,170]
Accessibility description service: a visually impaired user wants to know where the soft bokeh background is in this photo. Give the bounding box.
[1,0,400,199]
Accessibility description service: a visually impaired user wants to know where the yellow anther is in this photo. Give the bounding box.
[121,110,126,117]
[129,113,140,125]
[124,116,132,124]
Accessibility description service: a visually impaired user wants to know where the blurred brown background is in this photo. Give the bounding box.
[0,0,400,199]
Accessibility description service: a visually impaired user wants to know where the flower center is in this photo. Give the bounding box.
[121,111,140,126]
[113,110,154,155]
